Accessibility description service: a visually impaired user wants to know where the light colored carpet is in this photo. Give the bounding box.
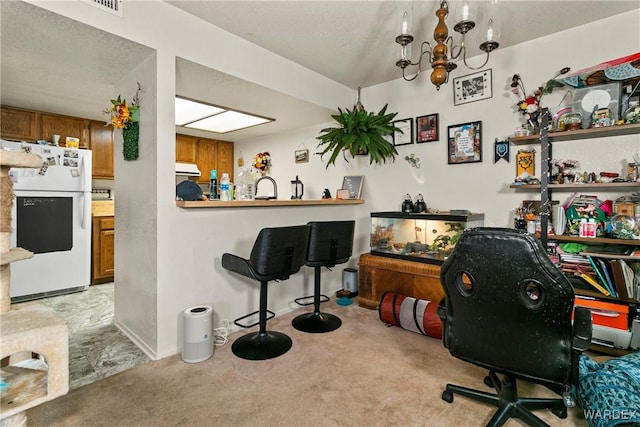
[27,298,589,426]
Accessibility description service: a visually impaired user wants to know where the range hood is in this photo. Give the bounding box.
[175,162,201,176]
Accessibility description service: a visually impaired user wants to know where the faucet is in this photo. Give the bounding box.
[255,176,277,199]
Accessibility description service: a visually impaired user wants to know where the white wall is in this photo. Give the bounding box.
[26,2,640,359]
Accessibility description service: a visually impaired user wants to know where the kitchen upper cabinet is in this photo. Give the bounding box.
[0,106,39,141]
[217,140,234,179]
[176,134,197,163]
[195,138,218,184]
[89,121,114,179]
[176,134,234,184]
[41,113,89,148]
[195,138,234,184]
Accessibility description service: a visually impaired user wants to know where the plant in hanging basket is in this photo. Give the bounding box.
[316,103,400,168]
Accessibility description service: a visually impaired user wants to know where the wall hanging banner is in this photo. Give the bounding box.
[378,291,442,339]
[494,138,509,163]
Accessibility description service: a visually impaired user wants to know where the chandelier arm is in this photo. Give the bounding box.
[461,50,490,71]
[402,67,421,82]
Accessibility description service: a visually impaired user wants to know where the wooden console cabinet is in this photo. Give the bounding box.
[358,253,445,310]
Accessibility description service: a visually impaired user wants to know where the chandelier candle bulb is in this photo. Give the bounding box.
[401,11,409,35]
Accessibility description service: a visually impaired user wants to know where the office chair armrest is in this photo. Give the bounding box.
[222,253,257,280]
[572,306,593,353]
[437,298,446,321]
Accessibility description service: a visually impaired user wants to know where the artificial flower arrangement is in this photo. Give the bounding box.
[510,67,570,131]
[253,151,271,175]
[104,82,141,161]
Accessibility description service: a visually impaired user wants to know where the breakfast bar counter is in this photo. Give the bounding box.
[176,199,364,208]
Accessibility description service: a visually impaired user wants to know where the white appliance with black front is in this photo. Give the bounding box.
[2,140,92,301]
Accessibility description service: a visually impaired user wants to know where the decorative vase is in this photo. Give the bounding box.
[122,121,139,161]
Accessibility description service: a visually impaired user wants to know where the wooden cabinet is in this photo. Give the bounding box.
[176,134,234,184]
[89,120,114,179]
[41,113,89,148]
[216,139,234,179]
[176,134,197,163]
[92,216,115,284]
[1,106,114,179]
[358,253,445,310]
[195,138,218,184]
[0,106,39,141]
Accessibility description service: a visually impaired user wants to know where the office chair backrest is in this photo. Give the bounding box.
[249,225,310,279]
[440,227,575,387]
[306,221,356,267]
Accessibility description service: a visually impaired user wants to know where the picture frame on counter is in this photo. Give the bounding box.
[453,69,492,106]
[392,118,413,146]
[447,121,482,164]
[341,175,364,199]
[416,113,439,143]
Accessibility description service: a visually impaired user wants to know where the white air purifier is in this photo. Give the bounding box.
[182,305,214,363]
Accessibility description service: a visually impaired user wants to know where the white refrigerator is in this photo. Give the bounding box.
[2,140,92,301]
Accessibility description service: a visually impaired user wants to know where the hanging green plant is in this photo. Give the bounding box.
[316,88,401,168]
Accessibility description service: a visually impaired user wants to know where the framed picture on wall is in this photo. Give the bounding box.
[453,69,492,106]
[416,113,439,143]
[447,121,482,164]
[295,149,309,163]
[392,118,413,146]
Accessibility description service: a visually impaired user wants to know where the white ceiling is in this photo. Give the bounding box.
[2,1,639,141]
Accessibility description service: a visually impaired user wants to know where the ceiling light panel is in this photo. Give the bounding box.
[185,110,272,133]
[175,97,225,126]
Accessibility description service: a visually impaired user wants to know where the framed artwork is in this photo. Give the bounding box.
[447,121,482,164]
[341,175,364,199]
[453,69,492,106]
[392,118,413,146]
[416,113,439,143]
[573,82,621,127]
[294,149,309,163]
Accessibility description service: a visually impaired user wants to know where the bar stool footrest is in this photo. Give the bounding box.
[294,294,330,306]
[234,309,275,329]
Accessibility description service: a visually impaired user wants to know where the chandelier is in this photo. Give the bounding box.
[395,0,500,90]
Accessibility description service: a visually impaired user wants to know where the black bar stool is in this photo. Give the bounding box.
[292,220,355,333]
[222,225,310,360]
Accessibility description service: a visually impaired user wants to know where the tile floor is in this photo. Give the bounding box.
[14,283,149,390]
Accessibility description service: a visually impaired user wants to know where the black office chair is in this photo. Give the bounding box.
[437,227,592,427]
[222,225,310,360]
[292,220,355,333]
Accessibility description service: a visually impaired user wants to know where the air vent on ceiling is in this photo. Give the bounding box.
[83,0,123,17]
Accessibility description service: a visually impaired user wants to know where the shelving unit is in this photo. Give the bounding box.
[511,119,640,355]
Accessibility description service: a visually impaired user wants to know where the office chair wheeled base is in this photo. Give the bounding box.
[292,311,342,333]
[441,372,567,427]
[231,331,292,360]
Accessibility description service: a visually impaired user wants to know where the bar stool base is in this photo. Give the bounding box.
[231,331,292,360]
[292,312,342,333]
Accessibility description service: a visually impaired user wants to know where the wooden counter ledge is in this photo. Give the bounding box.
[177,199,365,208]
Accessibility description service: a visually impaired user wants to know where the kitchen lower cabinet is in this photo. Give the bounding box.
[90,121,114,179]
[92,216,115,284]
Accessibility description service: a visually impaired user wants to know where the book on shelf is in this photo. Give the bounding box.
[579,245,640,260]
[609,259,631,300]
